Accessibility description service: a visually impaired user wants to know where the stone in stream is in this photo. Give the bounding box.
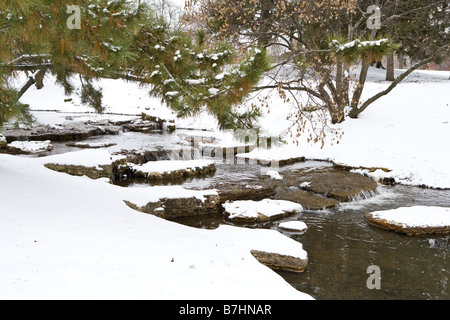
[124,193,221,219]
[274,188,340,210]
[66,142,117,149]
[128,160,217,181]
[366,206,450,236]
[213,182,277,204]
[250,250,308,273]
[6,140,54,155]
[300,170,379,202]
[222,199,303,222]
[3,123,106,143]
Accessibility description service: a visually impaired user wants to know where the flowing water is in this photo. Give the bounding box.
[18,125,450,300]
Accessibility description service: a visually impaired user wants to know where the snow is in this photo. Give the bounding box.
[279,221,308,232]
[334,39,389,52]
[368,206,450,229]
[0,154,312,300]
[223,199,303,222]
[265,170,283,180]
[129,159,215,175]
[0,134,7,144]
[41,149,124,168]
[7,140,53,154]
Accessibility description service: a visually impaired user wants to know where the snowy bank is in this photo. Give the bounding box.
[366,206,450,236]
[255,68,450,189]
[0,154,312,299]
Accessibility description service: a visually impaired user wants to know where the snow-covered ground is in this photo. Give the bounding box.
[0,154,312,300]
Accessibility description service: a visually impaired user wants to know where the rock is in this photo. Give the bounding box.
[366,206,450,236]
[214,182,277,204]
[6,140,53,155]
[125,193,220,219]
[250,250,308,273]
[278,221,308,232]
[44,151,127,181]
[66,142,117,149]
[0,134,7,149]
[141,112,176,130]
[301,170,378,202]
[275,188,339,210]
[222,199,303,222]
[3,124,105,143]
[120,113,176,133]
[237,155,306,167]
[122,119,163,133]
[128,160,217,180]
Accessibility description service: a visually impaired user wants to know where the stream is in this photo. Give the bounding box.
[12,114,450,300]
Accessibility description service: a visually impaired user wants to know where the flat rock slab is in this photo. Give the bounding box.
[125,193,220,219]
[250,250,308,273]
[366,206,450,236]
[302,170,378,202]
[6,140,53,155]
[3,124,106,143]
[128,160,217,180]
[43,150,127,180]
[222,199,303,222]
[66,142,117,149]
[275,188,339,210]
[214,182,277,204]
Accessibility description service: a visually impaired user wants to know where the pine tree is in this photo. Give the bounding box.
[0,0,269,130]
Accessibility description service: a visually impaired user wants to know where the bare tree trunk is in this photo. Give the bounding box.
[350,58,370,111]
[398,53,405,69]
[16,68,47,101]
[349,56,436,119]
[386,53,395,81]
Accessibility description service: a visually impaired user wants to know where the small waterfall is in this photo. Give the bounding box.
[348,187,383,202]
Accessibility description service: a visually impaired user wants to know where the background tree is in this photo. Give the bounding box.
[186,0,449,144]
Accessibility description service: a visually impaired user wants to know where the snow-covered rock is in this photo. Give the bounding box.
[6,140,53,154]
[366,206,450,236]
[128,159,216,180]
[222,199,303,222]
[66,142,117,149]
[43,149,127,180]
[279,221,308,233]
